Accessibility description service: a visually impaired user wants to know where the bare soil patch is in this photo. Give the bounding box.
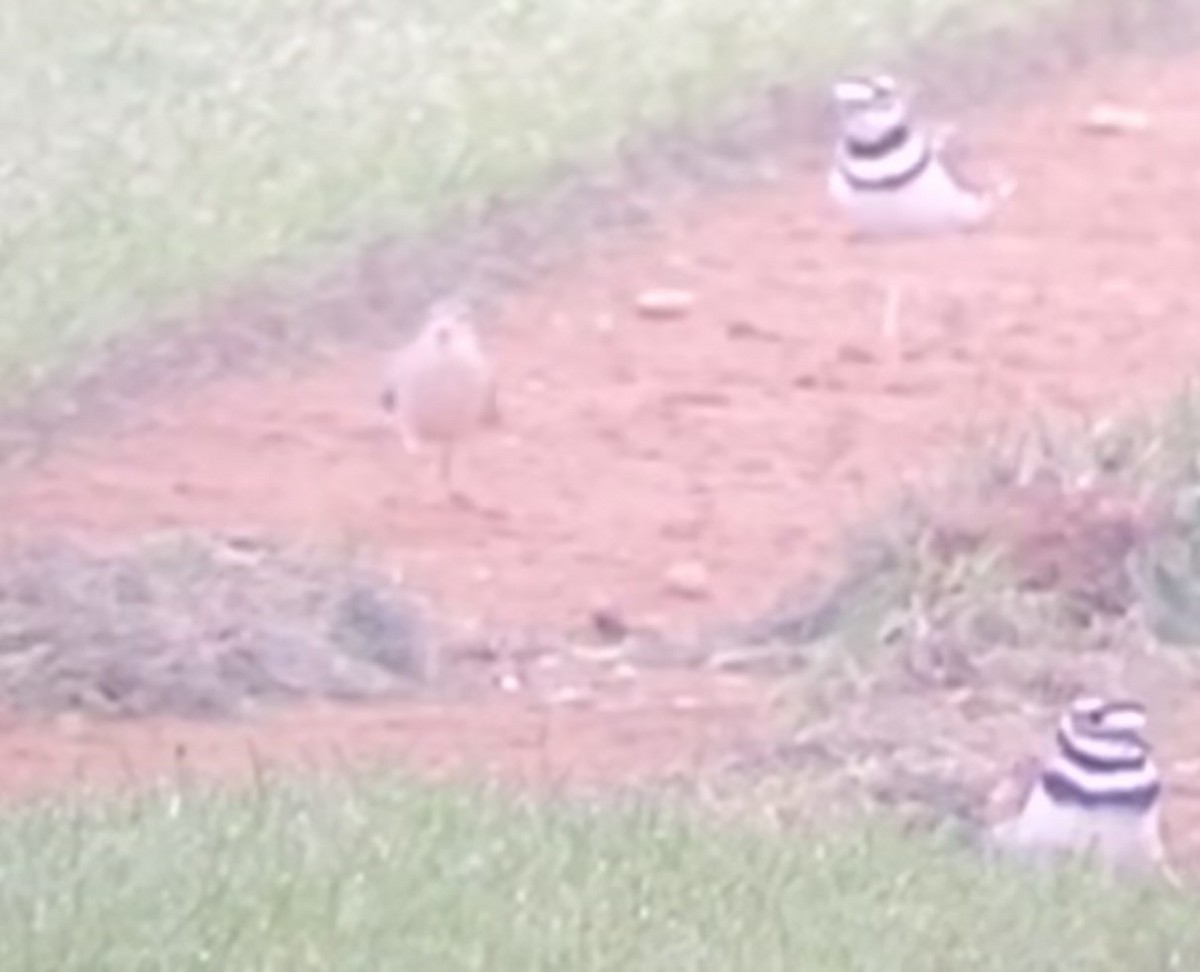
[2,37,1200,875]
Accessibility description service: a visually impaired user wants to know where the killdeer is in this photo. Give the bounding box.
[381,298,501,507]
[987,696,1176,882]
[828,73,1005,238]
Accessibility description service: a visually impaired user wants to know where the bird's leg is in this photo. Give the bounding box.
[439,445,463,504]
[1160,860,1186,891]
[440,446,478,510]
[484,383,503,430]
[378,421,421,514]
[439,444,504,518]
[881,278,905,351]
[397,420,421,456]
[1149,825,1185,889]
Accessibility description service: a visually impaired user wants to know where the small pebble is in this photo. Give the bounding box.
[635,288,697,319]
[572,644,627,664]
[545,685,592,708]
[610,662,639,682]
[836,342,876,364]
[663,560,711,599]
[54,711,88,737]
[589,604,634,643]
[1082,103,1150,135]
[726,319,781,342]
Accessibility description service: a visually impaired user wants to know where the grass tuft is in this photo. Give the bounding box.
[742,385,1200,665]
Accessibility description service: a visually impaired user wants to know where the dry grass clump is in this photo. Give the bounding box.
[0,530,431,718]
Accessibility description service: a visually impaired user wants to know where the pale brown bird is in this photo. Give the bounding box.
[380,299,501,507]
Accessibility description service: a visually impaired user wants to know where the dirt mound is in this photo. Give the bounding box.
[0,532,430,718]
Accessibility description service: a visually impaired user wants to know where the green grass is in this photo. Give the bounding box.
[0,0,1076,393]
[0,772,1193,970]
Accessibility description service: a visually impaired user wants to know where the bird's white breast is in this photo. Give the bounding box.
[989,784,1165,875]
[828,157,994,238]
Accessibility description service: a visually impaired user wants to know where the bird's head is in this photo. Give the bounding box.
[419,297,478,352]
[831,72,910,143]
[1063,695,1150,749]
[832,73,898,107]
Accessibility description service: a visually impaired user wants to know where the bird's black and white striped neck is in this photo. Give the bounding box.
[1039,697,1162,813]
[830,73,934,193]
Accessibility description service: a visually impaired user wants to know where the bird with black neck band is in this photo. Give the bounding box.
[826,73,1013,347]
[987,696,1181,886]
[828,72,1006,238]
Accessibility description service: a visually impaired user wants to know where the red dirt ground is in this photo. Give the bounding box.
[2,51,1200,822]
